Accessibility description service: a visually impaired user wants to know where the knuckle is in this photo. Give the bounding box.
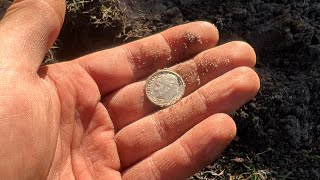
[11,0,64,28]
[36,0,64,25]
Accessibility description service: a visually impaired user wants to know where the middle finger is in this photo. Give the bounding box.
[103,41,256,130]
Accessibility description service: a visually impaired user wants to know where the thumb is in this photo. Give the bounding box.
[0,0,65,73]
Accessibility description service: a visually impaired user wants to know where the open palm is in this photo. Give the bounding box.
[0,1,260,179]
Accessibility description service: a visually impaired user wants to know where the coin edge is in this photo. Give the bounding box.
[145,69,186,108]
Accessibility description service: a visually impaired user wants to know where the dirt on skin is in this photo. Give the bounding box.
[1,0,320,179]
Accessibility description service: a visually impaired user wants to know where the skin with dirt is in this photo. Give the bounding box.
[1,0,320,179]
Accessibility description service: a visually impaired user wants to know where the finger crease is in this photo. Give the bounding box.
[119,46,136,78]
[196,90,209,113]
[148,156,161,179]
[150,114,168,141]
[159,33,175,63]
[178,138,194,165]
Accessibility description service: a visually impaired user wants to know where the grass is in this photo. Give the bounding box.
[66,0,124,27]
[190,161,273,180]
[66,0,91,13]
[239,163,272,180]
[189,147,277,180]
[65,0,151,39]
[44,0,153,63]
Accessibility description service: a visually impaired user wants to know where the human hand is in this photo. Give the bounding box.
[0,0,260,179]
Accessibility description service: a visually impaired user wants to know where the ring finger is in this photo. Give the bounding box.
[115,67,260,169]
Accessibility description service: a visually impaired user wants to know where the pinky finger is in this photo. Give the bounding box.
[122,113,236,180]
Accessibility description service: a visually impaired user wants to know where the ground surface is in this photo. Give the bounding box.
[1,0,320,179]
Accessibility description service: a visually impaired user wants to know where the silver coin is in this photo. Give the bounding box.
[145,69,186,107]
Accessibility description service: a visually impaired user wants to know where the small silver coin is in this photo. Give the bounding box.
[145,69,186,107]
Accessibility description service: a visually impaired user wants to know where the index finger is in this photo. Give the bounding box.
[75,21,219,94]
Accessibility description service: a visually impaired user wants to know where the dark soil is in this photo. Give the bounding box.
[1,0,320,179]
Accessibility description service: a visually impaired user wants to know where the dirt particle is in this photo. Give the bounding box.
[183,32,203,45]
